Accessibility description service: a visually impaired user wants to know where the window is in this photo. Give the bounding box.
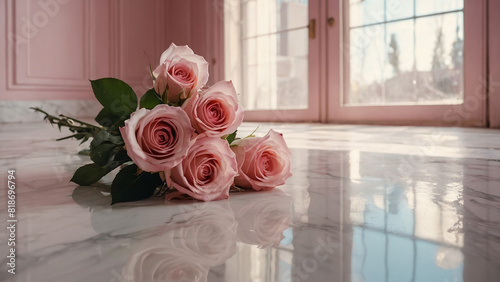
[345,0,464,106]
[327,0,486,126]
[224,0,320,122]
[224,0,487,126]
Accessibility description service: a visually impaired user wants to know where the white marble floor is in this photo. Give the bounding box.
[1,121,500,282]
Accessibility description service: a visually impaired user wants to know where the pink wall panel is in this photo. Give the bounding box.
[187,0,225,85]
[90,1,112,80]
[24,0,86,80]
[165,1,192,46]
[5,0,91,99]
[1,0,219,101]
[113,0,165,96]
[489,0,500,128]
[189,1,208,59]
[2,0,111,100]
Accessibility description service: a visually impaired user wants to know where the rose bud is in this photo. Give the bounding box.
[153,43,209,103]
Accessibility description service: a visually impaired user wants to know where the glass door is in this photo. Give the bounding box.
[224,0,321,122]
[327,0,487,126]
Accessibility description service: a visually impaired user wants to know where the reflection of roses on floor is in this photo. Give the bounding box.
[121,247,209,282]
[231,189,292,249]
[120,201,237,282]
[118,190,293,281]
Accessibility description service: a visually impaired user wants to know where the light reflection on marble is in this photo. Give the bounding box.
[0,100,101,123]
[1,121,500,281]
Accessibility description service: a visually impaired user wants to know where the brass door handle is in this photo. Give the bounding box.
[309,19,316,39]
[327,17,335,27]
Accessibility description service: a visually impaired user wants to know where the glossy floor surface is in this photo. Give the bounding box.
[1,122,500,282]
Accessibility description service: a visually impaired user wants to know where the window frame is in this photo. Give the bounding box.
[326,0,488,126]
[221,0,323,123]
[216,0,489,126]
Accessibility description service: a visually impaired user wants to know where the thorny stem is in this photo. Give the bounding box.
[31,107,105,132]
[59,114,105,130]
[31,107,105,146]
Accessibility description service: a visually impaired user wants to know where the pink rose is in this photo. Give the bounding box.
[182,80,244,138]
[153,43,209,103]
[119,104,195,172]
[169,137,238,201]
[231,130,292,191]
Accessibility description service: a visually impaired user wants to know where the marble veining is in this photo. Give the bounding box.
[0,100,101,123]
[1,121,500,281]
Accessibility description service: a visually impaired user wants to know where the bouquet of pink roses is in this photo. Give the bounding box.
[32,43,292,204]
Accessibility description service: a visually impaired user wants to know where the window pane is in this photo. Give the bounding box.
[344,1,464,106]
[416,0,463,16]
[384,20,416,104]
[242,0,309,37]
[243,29,308,110]
[349,0,414,27]
[386,0,414,21]
[225,0,309,111]
[415,12,464,103]
[349,0,385,27]
[347,25,386,105]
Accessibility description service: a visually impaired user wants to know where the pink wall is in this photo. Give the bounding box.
[489,0,500,128]
[1,0,498,127]
[0,0,218,101]
[165,0,225,85]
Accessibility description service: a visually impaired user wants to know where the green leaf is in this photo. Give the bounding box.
[70,144,130,186]
[90,143,119,166]
[79,135,90,145]
[140,88,162,110]
[113,147,132,163]
[111,164,162,205]
[95,107,127,132]
[91,130,123,147]
[107,117,127,133]
[90,78,138,118]
[71,164,110,186]
[78,149,90,156]
[95,108,118,128]
[225,130,237,145]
